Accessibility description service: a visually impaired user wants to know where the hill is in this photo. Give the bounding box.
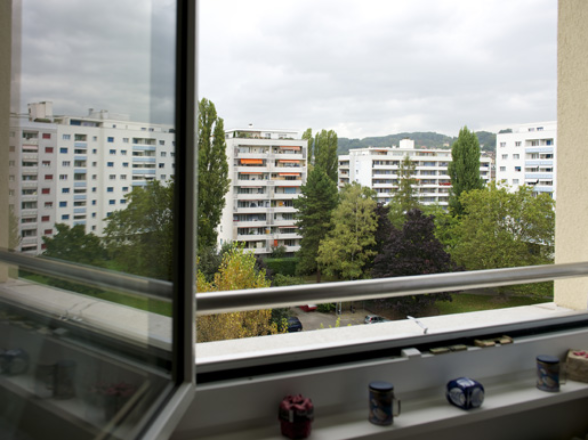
[337,131,496,155]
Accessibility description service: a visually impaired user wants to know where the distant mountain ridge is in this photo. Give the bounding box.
[337,131,496,155]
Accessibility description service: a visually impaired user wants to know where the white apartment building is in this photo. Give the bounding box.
[8,102,176,254]
[495,121,557,199]
[219,128,307,254]
[338,139,492,206]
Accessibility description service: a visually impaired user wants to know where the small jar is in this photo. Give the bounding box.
[536,355,560,392]
[369,381,401,426]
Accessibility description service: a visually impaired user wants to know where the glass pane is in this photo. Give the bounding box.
[1,1,178,438]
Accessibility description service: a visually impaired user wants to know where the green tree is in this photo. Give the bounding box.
[198,98,230,250]
[451,184,555,296]
[448,126,484,216]
[293,166,339,282]
[196,245,277,342]
[317,182,378,280]
[396,154,418,213]
[43,223,107,267]
[103,180,173,280]
[302,128,314,167]
[420,203,460,251]
[313,129,339,182]
[9,205,20,251]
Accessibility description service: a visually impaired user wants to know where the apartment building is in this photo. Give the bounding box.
[8,102,175,254]
[495,121,557,199]
[338,139,492,206]
[219,128,307,254]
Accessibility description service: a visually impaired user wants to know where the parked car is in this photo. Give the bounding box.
[287,317,303,332]
[364,314,390,324]
[299,304,317,312]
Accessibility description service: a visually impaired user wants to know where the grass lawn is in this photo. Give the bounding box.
[434,292,550,316]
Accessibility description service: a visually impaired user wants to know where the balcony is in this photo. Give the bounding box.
[525,172,553,180]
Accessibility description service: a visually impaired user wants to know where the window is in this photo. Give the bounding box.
[159,163,165,168]
[159,140,165,146]
[59,201,67,207]
[501,154,508,160]
[513,154,520,160]
[515,166,522,172]
[92,200,96,205]
[109,149,116,154]
[92,187,97,193]
[107,187,114,192]
[8,160,14,167]
[123,138,129,143]
[44,174,53,180]
[515,141,521,147]
[161,151,167,157]
[62,134,71,140]
[120,174,127,180]
[92,149,97,154]
[42,133,51,139]
[62,161,71,167]
[500,142,506,147]
[123,162,129,167]
[44,202,53,208]
[44,146,53,153]
[41,188,50,195]
[513,179,519,185]
[93,136,98,141]
[108,137,114,143]
[109,200,115,205]
[121,149,127,155]
[60,147,68,154]
[161,174,167,180]
[41,161,50,167]
[59,174,67,180]
[41,216,50,222]
[122,187,129,192]
[120,199,127,204]
[62,188,70,193]
[109,174,116,180]
[61,214,70,220]
[44,229,52,235]
[499,166,506,172]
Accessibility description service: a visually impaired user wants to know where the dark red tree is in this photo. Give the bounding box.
[372,208,458,316]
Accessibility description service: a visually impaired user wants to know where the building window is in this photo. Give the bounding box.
[161,152,167,157]
[93,136,98,141]
[44,202,53,208]
[59,201,67,207]
[515,166,522,172]
[61,214,69,220]
[159,140,165,146]
[515,141,521,147]
[500,142,506,148]
[123,162,129,167]
[62,161,71,167]
[109,200,115,205]
[109,149,116,154]
[121,149,127,155]
[92,200,96,206]
[107,187,114,192]
[123,138,129,143]
[513,179,519,185]
[161,175,167,180]
[60,148,68,154]
[159,163,165,168]
[109,174,116,180]
[120,199,127,204]
[59,174,68,180]
[92,187,97,193]
[41,161,50,167]
[122,187,129,192]
[120,174,127,180]
[513,154,520,160]
[92,149,97,154]
[499,166,506,172]
[62,188,70,193]
[45,174,53,180]
[501,154,508,160]
[42,133,51,139]
[44,229,52,235]
[41,216,50,222]
[41,188,50,195]
[107,162,114,167]
[45,147,54,153]
[62,134,71,140]
[108,137,115,143]
[92,174,97,180]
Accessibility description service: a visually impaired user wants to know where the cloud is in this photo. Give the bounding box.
[18,0,556,138]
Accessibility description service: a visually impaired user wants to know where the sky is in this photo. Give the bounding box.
[17,0,557,139]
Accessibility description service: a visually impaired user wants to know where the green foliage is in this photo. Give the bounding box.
[264,258,298,277]
[270,244,287,259]
[317,182,378,280]
[43,223,107,267]
[450,183,555,296]
[103,180,173,280]
[313,129,339,182]
[9,205,20,250]
[317,303,335,313]
[302,128,313,166]
[293,167,339,281]
[396,154,418,213]
[198,98,230,250]
[197,245,277,342]
[420,203,460,250]
[448,126,485,217]
[271,273,306,287]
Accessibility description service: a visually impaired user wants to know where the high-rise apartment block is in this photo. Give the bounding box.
[219,129,307,254]
[9,102,175,254]
[495,122,557,199]
[338,139,492,206]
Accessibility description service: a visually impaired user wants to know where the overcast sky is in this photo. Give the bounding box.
[18,0,557,138]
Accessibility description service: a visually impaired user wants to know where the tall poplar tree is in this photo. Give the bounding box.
[302,128,313,167]
[448,126,484,216]
[396,154,418,213]
[312,129,338,183]
[293,166,338,282]
[198,98,230,250]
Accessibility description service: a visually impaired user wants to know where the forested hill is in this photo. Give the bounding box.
[337,131,496,155]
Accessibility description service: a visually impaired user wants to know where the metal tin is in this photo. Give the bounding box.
[536,355,560,392]
[369,381,399,426]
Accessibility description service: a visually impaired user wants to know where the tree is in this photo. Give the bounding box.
[450,184,554,297]
[293,166,339,282]
[196,245,278,342]
[302,128,314,166]
[420,203,460,251]
[103,180,173,280]
[317,182,378,280]
[8,205,20,251]
[372,209,456,316]
[313,129,339,182]
[43,223,107,267]
[396,154,418,213]
[198,98,230,250]
[448,126,484,216]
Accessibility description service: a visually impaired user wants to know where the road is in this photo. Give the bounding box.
[291,307,371,331]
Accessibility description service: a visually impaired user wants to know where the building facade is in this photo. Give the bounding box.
[219,129,307,254]
[338,139,492,206]
[495,121,557,199]
[8,102,175,254]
